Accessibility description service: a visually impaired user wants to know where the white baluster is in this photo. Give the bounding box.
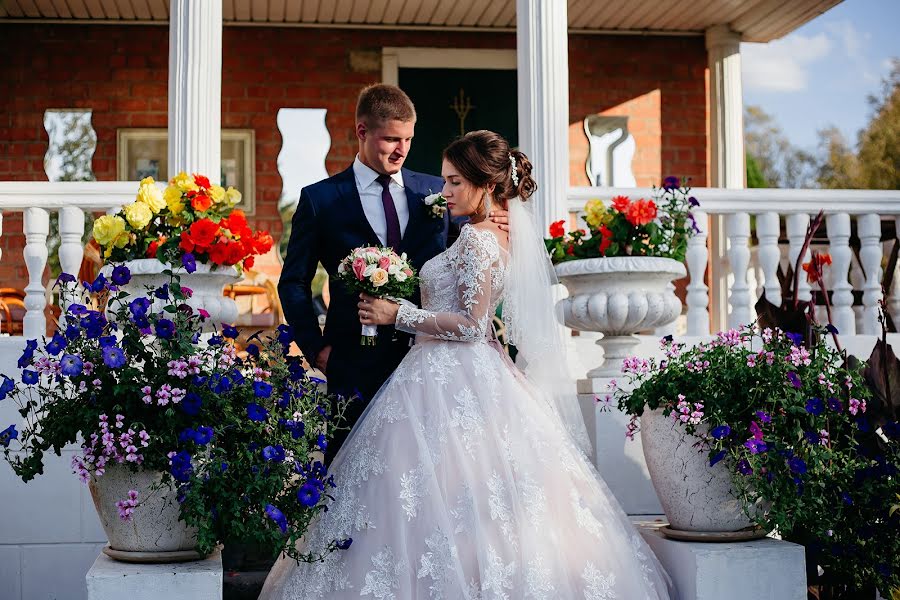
[858,214,883,335]
[726,212,752,328]
[826,213,855,335]
[889,216,900,328]
[786,214,812,303]
[59,207,85,280]
[686,210,710,335]
[756,212,782,308]
[23,208,50,339]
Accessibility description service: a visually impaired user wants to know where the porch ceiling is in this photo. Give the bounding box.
[1,0,841,42]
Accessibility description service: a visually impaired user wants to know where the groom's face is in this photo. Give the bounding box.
[357,119,415,175]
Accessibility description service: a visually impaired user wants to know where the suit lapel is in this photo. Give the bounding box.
[335,166,380,245]
[399,169,428,255]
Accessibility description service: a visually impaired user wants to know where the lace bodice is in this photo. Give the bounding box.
[396,225,508,342]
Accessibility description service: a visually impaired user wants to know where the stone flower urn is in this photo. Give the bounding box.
[555,256,685,377]
[89,464,201,562]
[103,258,240,329]
[640,408,755,532]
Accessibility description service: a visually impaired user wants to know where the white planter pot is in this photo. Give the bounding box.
[103,259,240,329]
[641,407,754,532]
[89,464,199,558]
[555,256,685,377]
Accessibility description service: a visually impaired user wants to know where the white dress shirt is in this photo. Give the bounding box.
[352,156,409,246]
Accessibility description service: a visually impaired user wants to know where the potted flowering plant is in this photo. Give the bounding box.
[92,174,274,326]
[0,269,350,564]
[548,177,696,377]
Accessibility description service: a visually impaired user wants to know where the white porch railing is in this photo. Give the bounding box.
[569,186,900,336]
[0,182,139,339]
[1,182,899,341]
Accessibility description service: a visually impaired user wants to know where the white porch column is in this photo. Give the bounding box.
[706,25,745,332]
[516,0,569,230]
[168,0,222,181]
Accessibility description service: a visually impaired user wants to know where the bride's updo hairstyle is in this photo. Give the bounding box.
[443,130,537,206]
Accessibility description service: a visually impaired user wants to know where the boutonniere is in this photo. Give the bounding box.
[423,192,448,219]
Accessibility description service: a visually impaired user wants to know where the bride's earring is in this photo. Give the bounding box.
[482,191,492,217]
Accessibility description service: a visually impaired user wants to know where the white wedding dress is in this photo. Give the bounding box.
[261,224,672,600]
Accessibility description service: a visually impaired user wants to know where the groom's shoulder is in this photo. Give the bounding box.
[402,168,442,191]
[301,166,353,202]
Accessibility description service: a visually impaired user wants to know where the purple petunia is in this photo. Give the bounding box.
[22,370,39,385]
[335,538,353,550]
[787,372,802,389]
[265,504,288,533]
[785,332,804,346]
[262,444,286,463]
[297,482,321,507]
[111,265,131,286]
[246,403,268,422]
[102,346,127,369]
[181,252,197,274]
[179,392,202,416]
[222,324,239,339]
[0,424,18,447]
[46,333,67,355]
[827,397,842,412]
[253,381,272,399]
[663,176,680,189]
[0,376,15,400]
[737,459,753,475]
[744,439,768,454]
[710,425,731,439]
[155,319,176,340]
[709,450,727,467]
[59,354,84,377]
[754,411,772,424]
[169,450,193,482]
[805,397,825,416]
[129,297,151,319]
[316,434,328,451]
[787,457,807,474]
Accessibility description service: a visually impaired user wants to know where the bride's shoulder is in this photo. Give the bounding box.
[462,223,508,253]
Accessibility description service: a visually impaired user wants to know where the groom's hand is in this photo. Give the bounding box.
[488,209,510,232]
[315,345,332,373]
[359,293,400,326]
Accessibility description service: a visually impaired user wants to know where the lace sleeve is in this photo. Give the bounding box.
[395,226,499,342]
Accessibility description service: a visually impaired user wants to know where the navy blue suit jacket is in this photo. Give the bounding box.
[279,166,447,365]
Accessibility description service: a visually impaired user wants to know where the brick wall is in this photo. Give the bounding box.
[0,23,708,292]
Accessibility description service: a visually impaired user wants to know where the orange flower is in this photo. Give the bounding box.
[625,199,657,227]
[802,252,833,284]
[189,191,213,212]
[611,195,630,212]
[549,220,566,238]
[220,209,248,234]
[146,235,166,258]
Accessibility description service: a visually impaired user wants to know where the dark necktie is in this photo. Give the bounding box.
[376,173,402,250]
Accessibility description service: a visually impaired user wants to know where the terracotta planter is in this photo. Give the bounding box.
[641,407,755,532]
[89,464,200,561]
[102,258,240,329]
[555,256,685,377]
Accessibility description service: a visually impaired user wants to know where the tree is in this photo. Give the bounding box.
[746,152,769,188]
[744,105,818,188]
[815,126,860,189]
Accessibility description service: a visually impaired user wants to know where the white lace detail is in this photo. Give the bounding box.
[416,527,457,599]
[520,474,548,527]
[582,563,617,600]
[427,343,460,387]
[450,484,477,535]
[450,386,485,456]
[524,554,555,600]
[482,545,516,600]
[361,546,409,599]
[399,464,428,519]
[571,489,605,538]
[487,471,518,549]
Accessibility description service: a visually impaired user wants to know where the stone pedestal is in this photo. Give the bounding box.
[86,551,222,600]
[578,375,664,515]
[640,527,807,600]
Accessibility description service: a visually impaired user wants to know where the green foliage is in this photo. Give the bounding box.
[745,153,769,188]
[617,325,899,593]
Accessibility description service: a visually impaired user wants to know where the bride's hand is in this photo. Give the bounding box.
[488,209,510,232]
[358,294,399,326]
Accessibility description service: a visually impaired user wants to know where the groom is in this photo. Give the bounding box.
[281,84,505,463]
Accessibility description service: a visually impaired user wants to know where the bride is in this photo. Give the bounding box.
[261,130,672,599]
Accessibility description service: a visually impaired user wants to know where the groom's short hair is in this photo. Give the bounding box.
[356,84,416,130]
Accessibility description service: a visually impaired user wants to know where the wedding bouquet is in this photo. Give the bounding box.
[336,246,417,346]
[92,173,273,273]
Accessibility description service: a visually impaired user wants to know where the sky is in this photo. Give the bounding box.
[741,0,899,152]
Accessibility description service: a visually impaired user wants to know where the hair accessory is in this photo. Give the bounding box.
[509,153,519,187]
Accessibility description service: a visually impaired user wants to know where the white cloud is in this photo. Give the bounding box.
[742,33,832,92]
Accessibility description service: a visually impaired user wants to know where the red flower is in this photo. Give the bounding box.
[598,225,613,255]
[192,174,211,189]
[243,256,255,271]
[252,231,274,255]
[181,218,220,254]
[611,195,630,212]
[146,236,166,258]
[549,220,566,238]
[802,252,833,284]
[220,209,248,234]
[566,244,575,256]
[625,199,657,227]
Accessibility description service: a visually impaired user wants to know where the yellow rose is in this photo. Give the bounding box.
[225,186,242,206]
[164,185,185,214]
[370,268,389,287]
[584,199,609,229]
[92,215,127,246]
[123,201,153,230]
[209,185,227,204]
[137,179,166,213]
[171,171,198,193]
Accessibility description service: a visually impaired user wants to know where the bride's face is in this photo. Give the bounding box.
[441,159,486,218]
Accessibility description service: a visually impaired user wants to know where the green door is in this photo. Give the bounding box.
[399,68,518,177]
